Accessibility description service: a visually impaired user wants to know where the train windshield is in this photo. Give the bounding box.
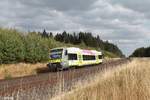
[50,49,63,59]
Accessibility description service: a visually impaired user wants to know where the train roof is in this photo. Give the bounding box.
[50,47,102,55]
[67,47,102,55]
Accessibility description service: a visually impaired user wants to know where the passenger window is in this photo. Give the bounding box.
[68,54,77,60]
[83,55,96,60]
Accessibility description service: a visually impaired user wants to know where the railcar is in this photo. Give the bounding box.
[47,47,103,71]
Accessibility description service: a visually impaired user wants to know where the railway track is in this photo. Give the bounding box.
[0,58,131,99]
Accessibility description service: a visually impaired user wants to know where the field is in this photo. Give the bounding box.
[0,59,116,80]
[52,58,150,100]
[0,63,47,79]
[0,58,149,100]
[0,59,128,100]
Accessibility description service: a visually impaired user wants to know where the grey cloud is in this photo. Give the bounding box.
[19,0,96,11]
[110,0,150,13]
[109,0,150,18]
[0,0,150,56]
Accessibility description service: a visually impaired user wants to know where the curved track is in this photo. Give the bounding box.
[0,58,131,98]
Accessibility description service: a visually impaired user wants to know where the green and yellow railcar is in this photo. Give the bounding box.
[47,47,103,70]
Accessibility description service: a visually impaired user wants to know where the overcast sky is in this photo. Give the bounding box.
[0,0,150,56]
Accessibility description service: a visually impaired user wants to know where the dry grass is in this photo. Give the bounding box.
[0,58,113,80]
[52,58,150,100]
[0,63,47,79]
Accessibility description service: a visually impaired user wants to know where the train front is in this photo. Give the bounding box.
[47,48,64,71]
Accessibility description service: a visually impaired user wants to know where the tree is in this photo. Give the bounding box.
[96,35,104,50]
[54,33,63,42]
[145,47,150,57]
[62,31,69,43]
[130,47,150,57]
[54,31,124,57]
[49,32,53,38]
[24,33,49,63]
[42,29,48,37]
[0,29,25,63]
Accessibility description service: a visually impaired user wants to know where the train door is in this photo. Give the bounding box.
[78,53,82,66]
[96,55,99,64]
[62,49,69,68]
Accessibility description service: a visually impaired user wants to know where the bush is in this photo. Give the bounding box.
[0,29,25,64]
[0,29,50,64]
[0,28,119,64]
[0,40,3,64]
[24,32,49,63]
[130,47,150,57]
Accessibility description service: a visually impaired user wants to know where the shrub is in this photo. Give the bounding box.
[0,29,53,63]
[0,29,25,64]
[24,32,49,63]
[0,28,118,64]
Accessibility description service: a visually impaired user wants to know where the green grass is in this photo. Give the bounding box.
[103,51,118,58]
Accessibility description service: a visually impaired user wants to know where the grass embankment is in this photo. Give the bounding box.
[103,50,118,58]
[52,58,150,100]
[0,63,46,79]
[0,28,118,79]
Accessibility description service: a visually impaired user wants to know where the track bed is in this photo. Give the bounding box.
[0,59,131,99]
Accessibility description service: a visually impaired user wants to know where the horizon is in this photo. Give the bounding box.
[0,0,150,56]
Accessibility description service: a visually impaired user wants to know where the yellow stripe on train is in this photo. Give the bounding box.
[49,59,62,63]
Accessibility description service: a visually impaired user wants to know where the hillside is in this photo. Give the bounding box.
[0,28,123,64]
[130,46,150,57]
[52,58,150,100]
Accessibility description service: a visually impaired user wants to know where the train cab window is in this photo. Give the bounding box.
[65,50,68,55]
[83,55,96,60]
[68,54,77,60]
[98,55,102,59]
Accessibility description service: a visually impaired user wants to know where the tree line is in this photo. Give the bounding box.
[130,47,150,57]
[45,31,124,57]
[0,29,52,64]
[0,28,124,64]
